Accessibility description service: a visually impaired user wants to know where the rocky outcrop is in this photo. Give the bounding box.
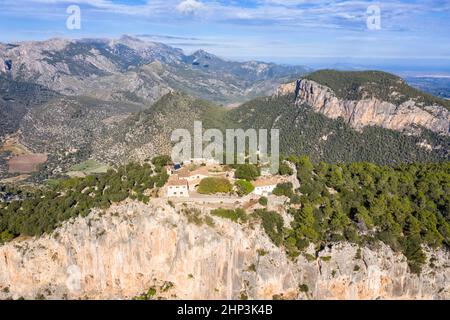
[0,199,448,300]
[275,81,300,97]
[281,79,450,136]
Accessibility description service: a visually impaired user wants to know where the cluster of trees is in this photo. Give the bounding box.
[273,182,294,198]
[0,185,31,200]
[2,150,448,275]
[0,158,169,242]
[278,162,293,176]
[233,164,261,181]
[260,155,450,274]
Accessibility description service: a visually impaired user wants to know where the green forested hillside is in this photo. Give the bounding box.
[90,92,231,164]
[105,91,448,166]
[228,94,449,165]
[0,76,59,138]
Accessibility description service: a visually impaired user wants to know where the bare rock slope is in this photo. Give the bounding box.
[278,71,450,136]
[0,199,448,300]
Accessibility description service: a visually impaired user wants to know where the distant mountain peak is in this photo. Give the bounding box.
[119,34,142,42]
[190,49,221,60]
[191,49,210,55]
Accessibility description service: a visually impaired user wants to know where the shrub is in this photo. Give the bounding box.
[152,155,171,172]
[235,180,255,196]
[355,248,362,260]
[255,209,284,246]
[405,235,426,274]
[247,264,257,272]
[147,288,157,297]
[257,249,269,256]
[290,194,302,204]
[258,197,268,206]
[211,208,248,223]
[183,208,204,226]
[299,284,309,293]
[234,164,260,181]
[0,230,14,244]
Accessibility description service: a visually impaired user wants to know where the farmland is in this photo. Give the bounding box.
[8,154,48,174]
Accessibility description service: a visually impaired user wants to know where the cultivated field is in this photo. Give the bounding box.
[8,154,48,174]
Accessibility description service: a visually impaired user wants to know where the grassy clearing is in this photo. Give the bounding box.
[68,160,111,176]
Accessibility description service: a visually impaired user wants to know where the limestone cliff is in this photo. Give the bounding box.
[279,79,449,136]
[0,199,448,300]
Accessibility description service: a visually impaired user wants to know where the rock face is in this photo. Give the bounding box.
[284,79,450,136]
[0,199,448,300]
[275,81,299,97]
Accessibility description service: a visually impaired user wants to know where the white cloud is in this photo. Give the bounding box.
[176,0,206,15]
[8,0,450,31]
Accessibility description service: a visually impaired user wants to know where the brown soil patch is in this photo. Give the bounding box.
[8,154,48,174]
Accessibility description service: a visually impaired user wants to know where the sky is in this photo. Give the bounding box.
[1,0,450,71]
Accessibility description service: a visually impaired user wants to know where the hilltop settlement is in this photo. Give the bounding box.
[162,158,297,205]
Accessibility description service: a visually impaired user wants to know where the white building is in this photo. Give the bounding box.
[164,163,233,195]
[252,177,279,196]
[183,158,220,166]
[166,178,189,198]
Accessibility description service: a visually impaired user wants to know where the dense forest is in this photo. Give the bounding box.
[257,156,450,273]
[0,157,170,242]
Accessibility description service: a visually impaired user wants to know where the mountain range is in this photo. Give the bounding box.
[0,36,449,182]
[0,35,309,106]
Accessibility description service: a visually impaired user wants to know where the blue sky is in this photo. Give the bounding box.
[1,0,450,69]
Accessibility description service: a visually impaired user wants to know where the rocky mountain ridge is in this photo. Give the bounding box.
[0,199,448,300]
[0,36,309,105]
[276,72,450,136]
